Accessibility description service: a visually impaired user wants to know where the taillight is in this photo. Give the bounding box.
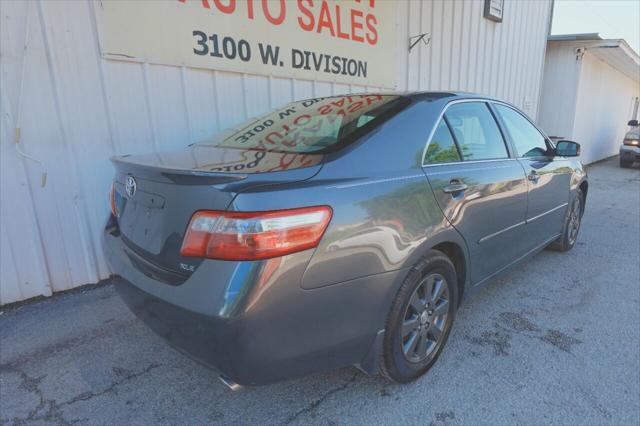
[109,182,119,217]
[180,206,333,261]
[623,139,639,146]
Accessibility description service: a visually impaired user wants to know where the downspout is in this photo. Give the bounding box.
[569,47,586,140]
[4,0,54,297]
[13,2,47,187]
[631,97,639,122]
[547,0,555,36]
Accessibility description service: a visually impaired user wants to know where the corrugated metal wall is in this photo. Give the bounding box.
[0,0,552,304]
[397,0,551,117]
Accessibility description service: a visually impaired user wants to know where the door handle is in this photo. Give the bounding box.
[527,171,540,183]
[443,180,468,194]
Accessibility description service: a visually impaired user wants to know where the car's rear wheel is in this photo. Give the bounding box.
[548,188,583,252]
[381,250,458,383]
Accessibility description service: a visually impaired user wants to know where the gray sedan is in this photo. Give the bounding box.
[103,92,587,388]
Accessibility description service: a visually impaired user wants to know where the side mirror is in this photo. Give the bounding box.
[555,140,581,157]
[628,119,639,127]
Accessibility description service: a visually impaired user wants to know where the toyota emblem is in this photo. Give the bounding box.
[125,176,137,198]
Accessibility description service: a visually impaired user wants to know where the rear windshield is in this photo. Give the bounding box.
[200,95,409,154]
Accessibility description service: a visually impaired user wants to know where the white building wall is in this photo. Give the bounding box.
[0,0,552,304]
[572,52,640,164]
[538,42,582,138]
[539,41,640,165]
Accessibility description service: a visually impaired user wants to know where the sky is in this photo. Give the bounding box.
[551,0,640,53]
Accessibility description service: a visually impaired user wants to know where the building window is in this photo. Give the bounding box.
[484,0,504,23]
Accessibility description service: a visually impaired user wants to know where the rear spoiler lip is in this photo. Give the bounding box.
[110,156,248,184]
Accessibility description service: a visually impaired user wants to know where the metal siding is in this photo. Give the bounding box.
[0,0,551,304]
[0,0,52,303]
[396,0,551,117]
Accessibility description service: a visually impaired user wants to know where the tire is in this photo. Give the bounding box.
[381,250,458,383]
[620,158,632,168]
[548,188,584,252]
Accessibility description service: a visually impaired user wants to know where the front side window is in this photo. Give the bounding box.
[494,105,548,157]
[444,102,509,161]
[424,120,461,164]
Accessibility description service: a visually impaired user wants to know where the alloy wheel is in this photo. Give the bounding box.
[401,273,450,363]
[568,196,582,245]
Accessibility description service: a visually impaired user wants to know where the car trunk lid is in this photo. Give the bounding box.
[111,145,323,284]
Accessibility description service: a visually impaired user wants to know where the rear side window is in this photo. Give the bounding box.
[424,120,461,164]
[494,105,549,157]
[444,102,509,161]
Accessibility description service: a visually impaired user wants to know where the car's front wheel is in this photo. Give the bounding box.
[381,250,458,383]
[548,188,584,252]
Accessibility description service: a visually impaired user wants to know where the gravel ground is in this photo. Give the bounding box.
[1,156,639,426]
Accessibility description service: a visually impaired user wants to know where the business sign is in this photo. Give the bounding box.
[96,0,397,88]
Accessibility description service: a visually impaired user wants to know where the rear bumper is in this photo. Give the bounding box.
[620,145,640,161]
[113,276,231,375]
[103,223,405,385]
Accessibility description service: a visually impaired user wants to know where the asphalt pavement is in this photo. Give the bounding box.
[1,156,639,426]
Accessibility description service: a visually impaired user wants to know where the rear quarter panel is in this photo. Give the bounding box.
[231,99,470,291]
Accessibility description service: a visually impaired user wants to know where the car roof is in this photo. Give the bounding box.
[404,91,501,102]
[333,91,501,103]
[295,91,501,105]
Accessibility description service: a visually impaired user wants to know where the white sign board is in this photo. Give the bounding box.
[96,0,397,88]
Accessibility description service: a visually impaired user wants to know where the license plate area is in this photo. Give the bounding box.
[117,184,167,254]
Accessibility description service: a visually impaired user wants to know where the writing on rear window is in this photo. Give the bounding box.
[201,95,407,154]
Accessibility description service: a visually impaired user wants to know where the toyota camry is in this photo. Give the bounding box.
[103,92,587,388]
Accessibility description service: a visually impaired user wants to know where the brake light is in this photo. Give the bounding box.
[180,206,333,260]
[109,182,119,217]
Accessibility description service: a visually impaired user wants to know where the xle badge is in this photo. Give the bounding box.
[179,263,195,272]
